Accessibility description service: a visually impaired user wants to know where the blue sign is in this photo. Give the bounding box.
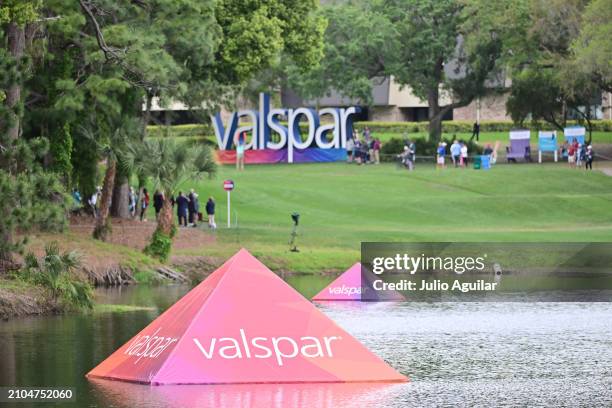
[538,131,557,152]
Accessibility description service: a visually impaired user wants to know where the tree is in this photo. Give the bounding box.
[571,0,612,93]
[125,139,216,262]
[81,116,139,241]
[503,0,606,141]
[288,0,508,141]
[1,1,69,266]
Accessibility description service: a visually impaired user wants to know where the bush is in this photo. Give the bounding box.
[144,228,175,263]
[147,124,213,138]
[380,136,483,162]
[18,242,93,310]
[355,120,612,134]
[150,120,612,145]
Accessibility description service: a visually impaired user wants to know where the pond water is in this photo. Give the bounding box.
[0,279,611,407]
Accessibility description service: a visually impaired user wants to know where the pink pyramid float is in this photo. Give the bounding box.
[312,263,406,302]
[87,250,407,385]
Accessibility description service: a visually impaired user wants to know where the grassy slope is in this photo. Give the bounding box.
[168,162,612,272]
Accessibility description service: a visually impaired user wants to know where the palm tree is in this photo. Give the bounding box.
[23,242,93,309]
[124,138,216,261]
[81,119,138,241]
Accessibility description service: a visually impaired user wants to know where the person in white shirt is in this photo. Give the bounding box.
[460,142,469,167]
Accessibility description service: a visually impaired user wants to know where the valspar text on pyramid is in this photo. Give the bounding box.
[312,263,406,302]
[87,249,407,385]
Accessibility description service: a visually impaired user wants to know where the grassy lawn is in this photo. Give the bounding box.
[164,162,612,273]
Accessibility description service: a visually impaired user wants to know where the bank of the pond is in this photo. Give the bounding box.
[0,279,57,320]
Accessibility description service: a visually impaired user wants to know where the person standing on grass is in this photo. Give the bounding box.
[436,142,446,169]
[206,197,216,229]
[192,191,200,227]
[188,189,196,226]
[140,188,150,221]
[585,145,594,170]
[235,131,246,171]
[373,138,381,164]
[568,142,576,167]
[354,137,362,164]
[176,191,189,227]
[472,122,480,141]
[450,139,461,167]
[153,190,164,220]
[460,142,469,167]
[346,136,354,163]
[363,126,371,142]
[577,144,586,168]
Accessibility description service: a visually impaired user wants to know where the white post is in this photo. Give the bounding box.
[227,190,231,228]
[538,150,542,163]
[554,150,558,162]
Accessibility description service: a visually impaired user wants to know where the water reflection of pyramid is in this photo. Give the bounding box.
[87,250,407,385]
[312,263,406,302]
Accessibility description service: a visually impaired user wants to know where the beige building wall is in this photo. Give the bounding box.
[453,93,511,122]
[387,76,452,108]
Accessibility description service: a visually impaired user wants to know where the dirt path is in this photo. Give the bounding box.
[69,215,216,252]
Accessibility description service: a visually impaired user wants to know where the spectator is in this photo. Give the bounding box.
[89,187,100,218]
[140,188,150,221]
[450,140,461,167]
[472,122,480,141]
[354,137,362,164]
[71,188,81,208]
[373,138,381,164]
[346,136,354,163]
[568,142,576,167]
[363,126,371,142]
[436,142,446,169]
[577,144,585,167]
[153,190,164,220]
[361,140,370,164]
[206,197,216,229]
[235,131,246,171]
[403,143,415,171]
[483,144,493,156]
[460,142,469,167]
[175,191,189,227]
[128,187,136,218]
[585,145,594,170]
[188,189,197,226]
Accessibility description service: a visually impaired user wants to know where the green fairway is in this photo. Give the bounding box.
[165,162,612,272]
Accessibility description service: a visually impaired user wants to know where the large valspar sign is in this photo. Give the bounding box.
[212,93,360,164]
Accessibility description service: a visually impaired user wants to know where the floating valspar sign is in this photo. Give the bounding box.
[212,93,360,164]
[86,249,407,385]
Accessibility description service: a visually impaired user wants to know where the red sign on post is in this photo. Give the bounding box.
[223,180,235,191]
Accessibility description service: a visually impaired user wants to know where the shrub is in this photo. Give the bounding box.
[380,136,483,162]
[143,228,175,263]
[19,242,93,310]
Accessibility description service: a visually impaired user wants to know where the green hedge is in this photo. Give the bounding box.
[380,137,483,162]
[148,119,612,139]
[354,120,612,134]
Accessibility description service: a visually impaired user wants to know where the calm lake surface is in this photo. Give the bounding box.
[1,277,611,407]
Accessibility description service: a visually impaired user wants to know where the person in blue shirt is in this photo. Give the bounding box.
[450,140,461,167]
[436,142,447,169]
